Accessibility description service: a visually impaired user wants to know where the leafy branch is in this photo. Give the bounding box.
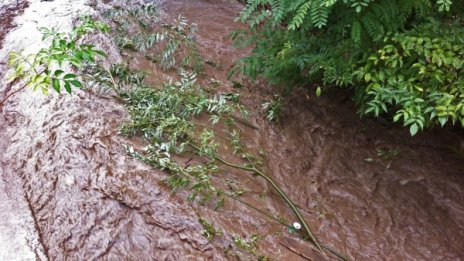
[119,70,324,252]
[2,16,109,107]
[102,4,204,73]
[233,0,464,135]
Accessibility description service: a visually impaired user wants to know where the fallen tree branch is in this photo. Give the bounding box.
[188,142,323,252]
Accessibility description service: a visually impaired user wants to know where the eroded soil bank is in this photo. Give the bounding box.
[0,0,463,260]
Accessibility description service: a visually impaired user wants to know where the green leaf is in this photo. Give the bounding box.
[364,73,371,82]
[378,71,385,82]
[438,116,447,126]
[41,84,49,95]
[417,120,424,130]
[69,59,82,68]
[409,123,419,136]
[380,103,387,112]
[93,50,107,57]
[68,80,82,88]
[54,70,64,77]
[64,81,72,94]
[316,86,321,97]
[81,51,94,62]
[64,73,77,79]
[52,78,61,92]
[67,41,76,50]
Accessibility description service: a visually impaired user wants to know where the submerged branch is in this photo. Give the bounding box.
[188,142,323,252]
[227,193,350,261]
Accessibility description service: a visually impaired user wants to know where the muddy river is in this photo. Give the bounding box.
[0,0,463,260]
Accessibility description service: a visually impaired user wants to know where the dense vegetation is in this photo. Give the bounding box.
[234,0,464,135]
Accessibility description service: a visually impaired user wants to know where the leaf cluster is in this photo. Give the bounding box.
[118,68,323,252]
[356,20,464,135]
[199,218,223,241]
[261,94,283,122]
[121,71,255,204]
[103,4,204,73]
[8,16,108,94]
[233,0,464,134]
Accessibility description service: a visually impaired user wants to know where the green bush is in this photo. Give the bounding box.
[357,20,464,135]
[234,0,464,134]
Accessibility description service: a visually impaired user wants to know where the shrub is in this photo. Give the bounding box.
[233,0,464,134]
[356,20,464,135]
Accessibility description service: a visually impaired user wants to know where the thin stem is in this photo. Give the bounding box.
[192,120,235,141]
[227,193,350,261]
[230,114,260,130]
[226,193,285,224]
[207,111,260,130]
[226,125,258,169]
[105,67,121,95]
[188,142,323,252]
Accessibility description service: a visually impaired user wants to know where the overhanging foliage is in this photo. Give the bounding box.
[234,0,464,135]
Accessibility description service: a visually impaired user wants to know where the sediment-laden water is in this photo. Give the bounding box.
[0,1,463,260]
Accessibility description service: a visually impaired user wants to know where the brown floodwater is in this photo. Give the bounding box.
[0,0,463,260]
[0,0,29,50]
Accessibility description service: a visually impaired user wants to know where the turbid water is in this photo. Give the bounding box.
[1,0,463,260]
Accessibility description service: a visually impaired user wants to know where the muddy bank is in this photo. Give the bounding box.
[0,0,463,260]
